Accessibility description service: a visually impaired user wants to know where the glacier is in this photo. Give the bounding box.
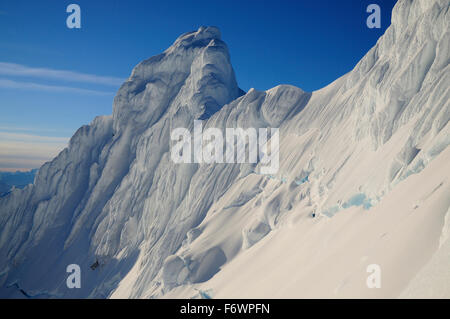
[0,0,449,298]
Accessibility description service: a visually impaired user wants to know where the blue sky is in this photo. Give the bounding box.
[0,0,397,171]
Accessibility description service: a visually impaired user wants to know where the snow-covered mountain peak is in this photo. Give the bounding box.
[113,25,240,132]
[171,26,222,50]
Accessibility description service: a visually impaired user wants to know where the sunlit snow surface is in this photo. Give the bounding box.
[1,1,449,298]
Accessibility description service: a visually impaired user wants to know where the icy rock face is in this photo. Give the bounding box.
[0,115,113,266]
[0,0,449,299]
[0,26,243,298]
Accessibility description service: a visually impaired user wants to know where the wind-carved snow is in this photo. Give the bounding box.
[1,1,449,299]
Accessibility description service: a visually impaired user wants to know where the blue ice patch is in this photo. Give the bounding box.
[294,175,309,185]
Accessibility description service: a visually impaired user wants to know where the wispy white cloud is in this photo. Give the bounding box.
[0,78,114,95]
[0,62,125,86]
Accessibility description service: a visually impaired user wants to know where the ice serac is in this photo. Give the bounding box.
[1,0,449,299]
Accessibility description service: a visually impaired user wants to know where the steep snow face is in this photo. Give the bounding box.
[143,0,449,299]
[0,0,449,299]
[0,26,243,298]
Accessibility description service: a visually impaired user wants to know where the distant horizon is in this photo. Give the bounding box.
[0,167,38,173]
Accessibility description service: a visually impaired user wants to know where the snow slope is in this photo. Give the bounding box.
[0,0,449,298]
